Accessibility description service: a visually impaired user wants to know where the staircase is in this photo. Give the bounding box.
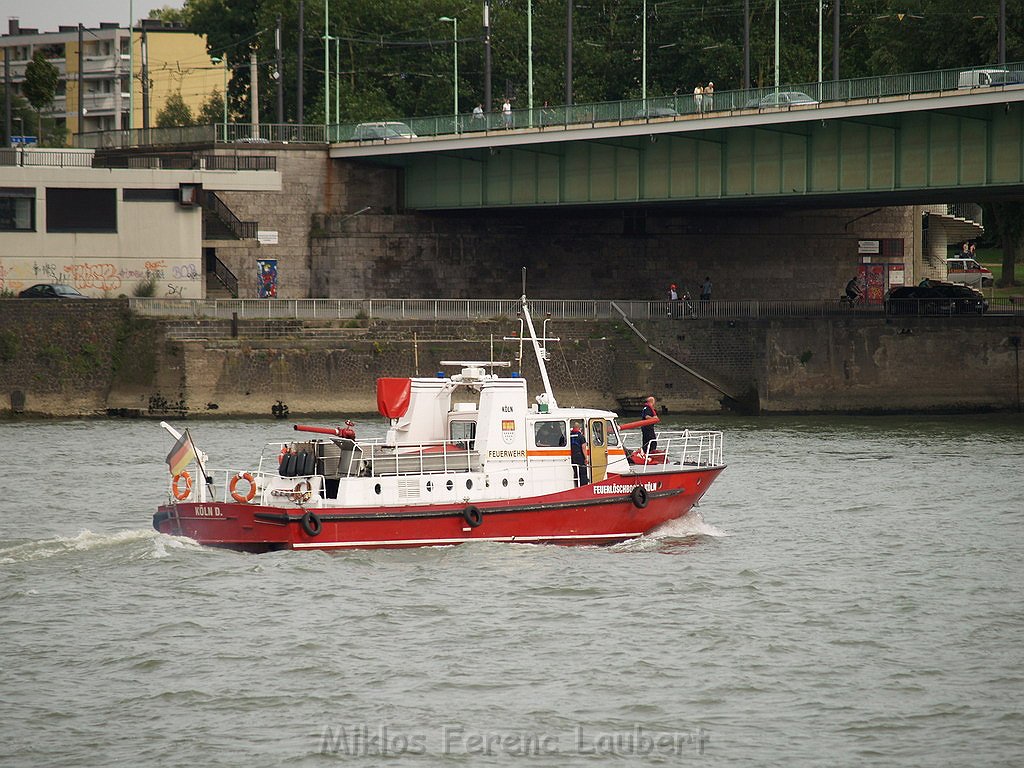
[202,190,257,241]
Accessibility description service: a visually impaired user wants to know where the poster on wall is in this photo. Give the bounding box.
[857,263,886,305]
[888,263,906,287]
[256,259,278,298]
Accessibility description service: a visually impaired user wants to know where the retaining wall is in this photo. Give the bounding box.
[2,302,1021,417]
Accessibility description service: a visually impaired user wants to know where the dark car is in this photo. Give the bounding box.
[18,283,88,299]
[884,281,987,315]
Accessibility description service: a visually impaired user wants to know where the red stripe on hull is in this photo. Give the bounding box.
[154,468,723,552]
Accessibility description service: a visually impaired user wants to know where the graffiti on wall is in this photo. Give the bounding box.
[0,258,202,297]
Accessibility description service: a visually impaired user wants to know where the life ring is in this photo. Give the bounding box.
[292,480,313,504]
[229,472,257,503]
[631,485,649,509]
[172,471,192,500]
[462,505,483,528]
[278,446,289,464]
[300,510,322,537]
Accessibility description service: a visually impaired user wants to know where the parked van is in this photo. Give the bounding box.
[946,257,994,287]
[957,68,1024,88]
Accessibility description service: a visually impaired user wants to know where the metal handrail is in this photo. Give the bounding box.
[128,296,1024,321]
[75,61,1024,150]
[202,190,257,240]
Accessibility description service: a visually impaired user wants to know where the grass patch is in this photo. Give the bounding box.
[975,248,1024,298]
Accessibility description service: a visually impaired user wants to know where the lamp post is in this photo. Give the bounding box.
[642,0,647,104]
[212,55,228,142]
[439,16,458,130]
[527,0,533,118]
[774,0,780,90]
[128,0,133,131]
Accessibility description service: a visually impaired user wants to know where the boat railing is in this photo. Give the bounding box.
[621,429,724,468]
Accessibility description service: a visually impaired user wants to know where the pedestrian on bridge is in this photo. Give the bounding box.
[693,84,703,113]
[502,98,513,129]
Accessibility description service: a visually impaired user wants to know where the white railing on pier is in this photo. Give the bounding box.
[129,297,1023,322]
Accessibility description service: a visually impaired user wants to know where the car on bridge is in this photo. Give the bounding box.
[884,281,988,316]
[351,122,417,141]
[745,91,819,109]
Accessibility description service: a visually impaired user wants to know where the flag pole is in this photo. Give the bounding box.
[185,428,215,500]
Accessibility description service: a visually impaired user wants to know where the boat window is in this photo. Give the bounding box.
[450,420,476,449]
[591,420,605,447]
[533,420,567,447]
[606,420,619,446]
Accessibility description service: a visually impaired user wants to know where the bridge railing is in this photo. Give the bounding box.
[74,61,1024,150]
[127,297,1024,321]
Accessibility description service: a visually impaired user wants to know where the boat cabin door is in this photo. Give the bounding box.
[588,418,608,482]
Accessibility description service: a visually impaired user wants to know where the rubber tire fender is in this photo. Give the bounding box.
[300,510,322,537]
[631,485,649,509]
[462,505,483,528]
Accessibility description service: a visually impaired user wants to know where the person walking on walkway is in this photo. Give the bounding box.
[701,276,713,301]
[502,98,513,129]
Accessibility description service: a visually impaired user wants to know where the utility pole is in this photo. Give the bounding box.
[77,24,84,138]
[998,0,1006,65]
[275,16,284,124]
[565,0,573,106]
[4,47,11,144]
[833,0,840,81]
[141,25,150,129]
[743,0,750,89]
[250,49,259,136]
[297,0,304,125]
[128,0,133,130]
[483,0,492,114]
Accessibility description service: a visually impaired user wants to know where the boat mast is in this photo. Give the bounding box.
[520,294,557,408]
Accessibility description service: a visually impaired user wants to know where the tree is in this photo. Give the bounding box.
[984,202,1024,288]
[197,89,225,124]
[150,5,188,23]
[156,91,194,126]
[22,51,59,143]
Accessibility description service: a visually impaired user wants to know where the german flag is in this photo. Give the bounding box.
[166,431,197,475]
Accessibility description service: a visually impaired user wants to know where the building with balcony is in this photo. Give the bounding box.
[1,18,219,144]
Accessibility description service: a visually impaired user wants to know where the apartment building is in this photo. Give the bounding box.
[1,18,219,144]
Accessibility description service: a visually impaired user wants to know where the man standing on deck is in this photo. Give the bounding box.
[641,396,658,454]
[570,421,589,486]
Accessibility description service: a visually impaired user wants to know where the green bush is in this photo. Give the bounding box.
[133,278,158,297]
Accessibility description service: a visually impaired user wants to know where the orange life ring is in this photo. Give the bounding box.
[278,445,289,464]
[172,471,192,500]
[230,472,257,503]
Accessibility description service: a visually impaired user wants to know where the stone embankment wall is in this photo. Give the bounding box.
[312,204,921,302]
[1,302,1021,417]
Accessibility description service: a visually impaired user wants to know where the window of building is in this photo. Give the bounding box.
[123,188,178,202]
[46,188,116,233]
[0,188,35,231]
[533,420,567,447]
[39,43,65,60]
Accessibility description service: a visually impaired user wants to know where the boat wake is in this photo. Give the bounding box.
[0,528,202,564]
[611,510,729,553]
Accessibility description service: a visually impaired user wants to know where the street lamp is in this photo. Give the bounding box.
[439,16,458,130]
[642,0,647,103]
[212,55,228,142]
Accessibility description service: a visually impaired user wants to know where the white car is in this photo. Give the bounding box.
[746,91,819,109]
[946,257,994,287]
[351,122,417,141]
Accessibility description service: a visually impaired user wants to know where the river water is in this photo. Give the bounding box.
[2,414,1022,766]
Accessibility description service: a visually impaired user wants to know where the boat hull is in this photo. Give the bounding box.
[153,467,724,552]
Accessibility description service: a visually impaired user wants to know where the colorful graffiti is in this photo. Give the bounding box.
[0,258,202,297]
[257,259,278,298]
